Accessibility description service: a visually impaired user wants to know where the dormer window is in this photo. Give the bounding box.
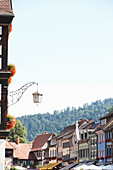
[101,119,106,125]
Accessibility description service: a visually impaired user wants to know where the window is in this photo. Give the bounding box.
[83,149,85,157]
[63,142,69,148]
[98,133,104,142]
[81,134,83,140]
[85,133,87,139]
[30,161,34,165]
[5,149,13,157]
[101,119,106,125]
[91,138,97,145]
[107,146,112,156]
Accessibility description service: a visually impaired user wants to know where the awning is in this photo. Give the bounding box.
[48,162,62,169]
[60,163,78,170]
[40,163,54,170]
[40,162,62,170]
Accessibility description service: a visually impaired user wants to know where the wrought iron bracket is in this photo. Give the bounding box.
[8,82,38,106]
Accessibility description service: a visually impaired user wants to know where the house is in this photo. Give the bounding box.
[89,122,100,163]
[30,132,55,167]
[5,139,32,168]
[56,119,88,166]
[5,140,14,166]
[95,112,113,165]
[78,119,95,163]
[48,136,57,163]
[78,119,100,163]
[102,118,113,164]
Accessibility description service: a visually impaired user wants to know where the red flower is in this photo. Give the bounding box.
[6,115,16,130]
[8,64,16,77]
[96,157,99,160]
[8,63,16,85]
[8,77,12,84]
[105,138,111,143]
[105,155,111,159]
[9,24,12,34]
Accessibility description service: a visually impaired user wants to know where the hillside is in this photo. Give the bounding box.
[17,98,113,142]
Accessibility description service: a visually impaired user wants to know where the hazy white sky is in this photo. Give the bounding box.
[8,0,113,117]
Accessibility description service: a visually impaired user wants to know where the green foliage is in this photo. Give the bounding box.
[8,120,27,143]
[35,165,42,168]
[108,105,113,113]
[16,98,113,142]
[10,167,17,170]
[5,167,9,170]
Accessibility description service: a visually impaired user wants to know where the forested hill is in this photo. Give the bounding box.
[17,98,113,142]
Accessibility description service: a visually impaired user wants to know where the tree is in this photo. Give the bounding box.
[8,120,27,143]
[108,105,113,113]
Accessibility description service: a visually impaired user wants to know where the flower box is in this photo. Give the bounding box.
[105,138,111,143]
[6,115,16,130]
[105,155,111,159]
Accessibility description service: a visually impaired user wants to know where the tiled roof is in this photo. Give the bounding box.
[95,125,104,132]
[56,124,75,139]
[57,119,88,140]
[16,144,32,159]
[62,133,73,140]
[5,140,32,159]
[100,112,113,120]
[90,122,100,130]
[102,118,113,132]
[79,138,88,144]
[5,140,13,149]
[31,133,54,152]
[80,122,95,130]
[95,118,113,132]
[8,141,17,149]
[78,119,88,126]
[0,0,14,16]
[90,122,101,134]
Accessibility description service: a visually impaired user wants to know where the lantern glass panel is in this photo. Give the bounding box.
[0,38,2,56]
[0,107,1,124]
[0,58,1,69]
[0,84,1,101]
[33,94,39,103]
[0,26,2,35]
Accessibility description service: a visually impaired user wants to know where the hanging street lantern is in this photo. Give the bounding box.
[32,91,43,103]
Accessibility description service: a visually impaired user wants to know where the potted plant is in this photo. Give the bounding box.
[8,63,16,84]
[6,115,16,130]
[96,157,99,160]
[8,64,16,77]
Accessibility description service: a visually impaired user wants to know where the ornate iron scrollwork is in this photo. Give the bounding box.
[8,82,38,106]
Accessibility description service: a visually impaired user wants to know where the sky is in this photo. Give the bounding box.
[8,0,113,117]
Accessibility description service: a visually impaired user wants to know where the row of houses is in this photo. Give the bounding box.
[5,111,113,169]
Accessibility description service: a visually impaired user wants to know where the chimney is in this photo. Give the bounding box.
[45,132,48,134]
[89,118,93,123]
[17,137,19,144]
